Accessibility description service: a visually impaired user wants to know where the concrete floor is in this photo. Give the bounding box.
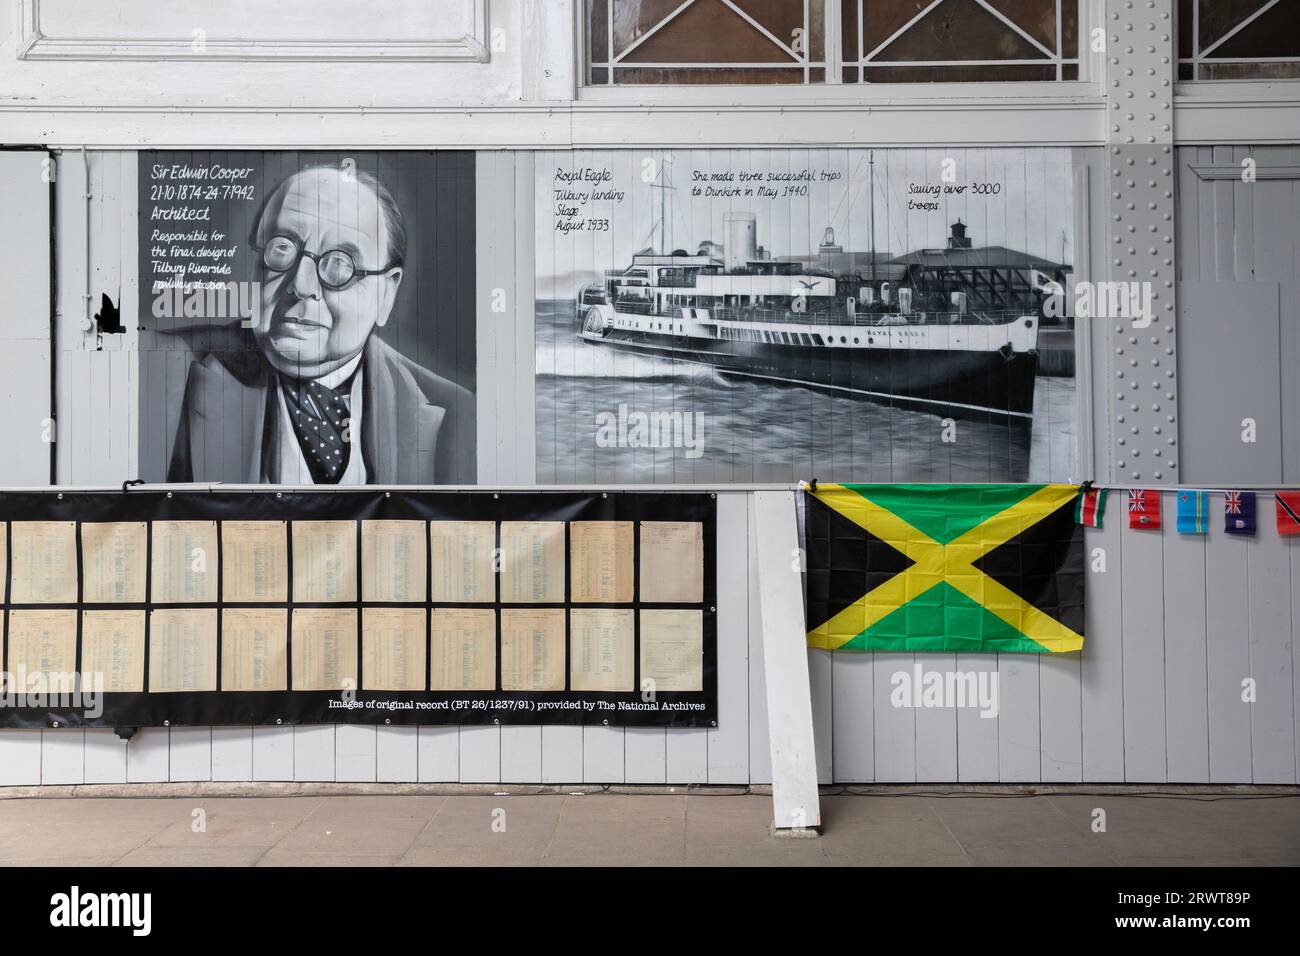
[0,790,1295,866]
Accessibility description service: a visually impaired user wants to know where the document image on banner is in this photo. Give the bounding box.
[362,520,427,602]
[151,520,218,603]
[80,522,148,604]
[362,607,427,691]
[10,521,78,604]
[640,608,704,692]
[639,521,704,603]
[81,610,146,693]
[149,608,218,692]
[222,608,289,691]
[429,607,496,691]
[429,520,496,602]
[500,608,565,691]
[292,520,358,603]
[7,609,77,690]
[570,607,634,692]
[292,607,359,691]
[222,521,288,602]
[570,521,634,603]
[500,521,565,603]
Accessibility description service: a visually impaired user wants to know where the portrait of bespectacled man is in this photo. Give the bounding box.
[143,152,476,485]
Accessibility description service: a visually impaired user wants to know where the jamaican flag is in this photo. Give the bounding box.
[804,483,1085,653]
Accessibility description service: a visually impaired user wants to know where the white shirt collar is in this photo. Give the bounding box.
[313,350,365,390]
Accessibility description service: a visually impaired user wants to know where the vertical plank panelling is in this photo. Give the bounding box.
[475,151,504,483]
[513,152,538,483]
[956,651,1000,781]
[997,656,1040,782]
[873,654,915,782]
[458,726,501,783]
[292,726,336,782]
[708,492,750,784]
[808,648,834,784]
[914,654,958,782]
[500,727,542,783]
[665,729,707,785]
[335,725,377,782]
[210,727,253,781]
[1248,513,1298,783]
[168,727,213,782]
[376,726,419,782]
[625,729,667,784]
[1082,490,1125,780]
[0,731,41,785]
[125,728,169,782]
[746,497,772,784]
[40,730,85,785]
[831,652,874,782]
[417,727,459,782]
[1204,533,1251,781]
[83,729,128,783]
[251,726,294,781]
[1040,651,1083,781]
[581,726,624,783]
[541,725,582,783]
[1162,518,1209,782]
[1120,503,1167,781]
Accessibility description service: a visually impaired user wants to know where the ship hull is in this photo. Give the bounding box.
[583,327,1038,421]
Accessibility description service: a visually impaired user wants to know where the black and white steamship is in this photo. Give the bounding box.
[577,216,1070,421]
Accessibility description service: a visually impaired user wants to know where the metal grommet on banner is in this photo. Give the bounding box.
[602,719,609,726]
[52,721,59,728]
[275,717,282,724]
[493,717,500,725]
[385,491,391,498]
[385,718,391,725]
[602,492,607,498]
[493,493,499,500]
[57,492,63,500]
[163,720,170,727]
[166,492,173,498]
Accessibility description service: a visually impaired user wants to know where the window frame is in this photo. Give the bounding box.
[576,0,1103,100]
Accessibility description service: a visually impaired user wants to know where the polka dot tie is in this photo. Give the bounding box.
[280,376,353,483]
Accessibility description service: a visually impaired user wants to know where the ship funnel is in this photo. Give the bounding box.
[724,212,757,272]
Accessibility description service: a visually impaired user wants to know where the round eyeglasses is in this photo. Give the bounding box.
[256,235,395,290]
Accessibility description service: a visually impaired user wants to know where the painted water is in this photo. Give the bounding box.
[534,300,1077,485]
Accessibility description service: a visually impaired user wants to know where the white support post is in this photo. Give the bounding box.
[753,490,821,834]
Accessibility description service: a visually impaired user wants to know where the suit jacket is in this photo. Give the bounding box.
[166,323,475,484]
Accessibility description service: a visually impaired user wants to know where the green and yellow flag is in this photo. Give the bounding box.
[803,483,1084,654]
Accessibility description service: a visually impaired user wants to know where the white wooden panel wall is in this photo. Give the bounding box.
[813,491,1299,784]
[5,151,1298,786]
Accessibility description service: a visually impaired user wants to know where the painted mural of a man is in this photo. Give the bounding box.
[166,166,474,484]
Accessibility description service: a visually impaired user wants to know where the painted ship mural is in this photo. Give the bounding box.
[577,207,1071,423]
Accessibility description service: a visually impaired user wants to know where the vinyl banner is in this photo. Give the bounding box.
[536,148,1077,485]
[0,490,716,729]
[137,150,477,486]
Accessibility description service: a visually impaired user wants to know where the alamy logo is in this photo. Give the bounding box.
[890,664,999,718]
[49,886,151,936]
[1043,281,1152,327]
[595,403,705,459]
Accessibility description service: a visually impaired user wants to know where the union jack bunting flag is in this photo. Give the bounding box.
[1224,491,1256,536]
[1127,489,1161,529]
